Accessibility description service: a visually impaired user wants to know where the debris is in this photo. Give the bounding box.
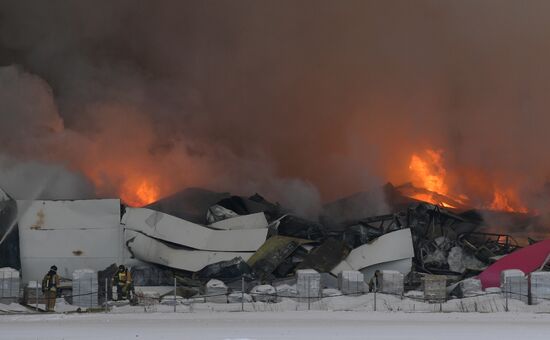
[125,230,254,272]
[478,239,550,288]
[331,229,414,281]
[246,235,313,279]
[208,212,268,231]
[122,207,268,252]
[206,205,239,223]
[196,257,251,282]
[295,238,350,273]
[274,215,325,241]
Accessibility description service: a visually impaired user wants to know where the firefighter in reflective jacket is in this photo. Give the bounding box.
[42,265,60,312]
[112,265,132,300]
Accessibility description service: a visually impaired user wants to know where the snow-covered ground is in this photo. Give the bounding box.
[1,310,550,340]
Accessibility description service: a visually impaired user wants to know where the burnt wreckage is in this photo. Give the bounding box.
[0,183,542,299]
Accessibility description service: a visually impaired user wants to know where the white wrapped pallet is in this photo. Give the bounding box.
[530,271,550,305]
[422,275,446,302]
[338,270,365,296]
[296,269,321,298]
[72,269,98,308]
[379,270,404,296]
[501,269,528,304]
[0,267,20,303]
[205,279,227,303]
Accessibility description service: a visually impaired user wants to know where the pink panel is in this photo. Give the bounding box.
[478,239,550,288]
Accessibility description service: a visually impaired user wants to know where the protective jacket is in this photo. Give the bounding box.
[42,271,60,293]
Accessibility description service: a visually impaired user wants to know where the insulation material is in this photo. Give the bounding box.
[0,267,19,302]
[500,269,528,304]
[205,279,227,303]
[296,269,321,298]
[379,270,404,296]
[331,229,414,276]
[338,270,365,296]
[530,271,550,305]
[122,207,268,251]
[125,230,253,272]
[422,275,447,302]
[72,269,98,308]
[17,199,123,282]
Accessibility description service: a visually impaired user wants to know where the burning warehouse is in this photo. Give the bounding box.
[2,0,550,326]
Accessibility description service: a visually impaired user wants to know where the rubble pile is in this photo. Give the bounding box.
[3,184,550,309]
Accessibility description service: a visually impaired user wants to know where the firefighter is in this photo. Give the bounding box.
[41,265,60,312]
[112,265,132,300]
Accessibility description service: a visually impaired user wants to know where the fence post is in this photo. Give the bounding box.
[373,279,377,312]
[307,276,311,311]
[505,277,509,312]
[241,277,244,312]
[173,276,177,313]
[35,282,39,311]
[90,275,93,308]
[105,278,108,309]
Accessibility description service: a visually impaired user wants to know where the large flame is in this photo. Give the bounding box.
[407,149,461,208]
[405,148,529,213]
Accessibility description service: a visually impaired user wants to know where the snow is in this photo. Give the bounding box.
[1,311,550,340]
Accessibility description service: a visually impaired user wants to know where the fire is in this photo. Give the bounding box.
[120,179,160,207]
[404,148,530,213]
[409,149,448,195]
[488,188,529,213]
[406,149,462,208]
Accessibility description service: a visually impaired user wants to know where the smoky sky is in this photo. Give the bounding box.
[1,0,550,213]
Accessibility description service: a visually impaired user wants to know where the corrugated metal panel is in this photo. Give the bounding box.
[331,228,414,276]
[122,207,268,252]
[125,230,253,272]
[17,199,123,282]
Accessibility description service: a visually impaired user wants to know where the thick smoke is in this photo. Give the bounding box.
[0,1,550,216]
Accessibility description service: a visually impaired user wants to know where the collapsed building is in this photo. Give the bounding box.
[1,183,549,307]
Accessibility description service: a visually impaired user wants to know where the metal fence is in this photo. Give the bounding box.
[5,274,550,315]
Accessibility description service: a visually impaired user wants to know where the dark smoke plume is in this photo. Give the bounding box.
[1,1,550,218]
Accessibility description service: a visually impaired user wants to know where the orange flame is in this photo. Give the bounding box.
[120,179,160,207]
[409,149,448,195]
[488,188,528,213]
[405,148,529,213]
